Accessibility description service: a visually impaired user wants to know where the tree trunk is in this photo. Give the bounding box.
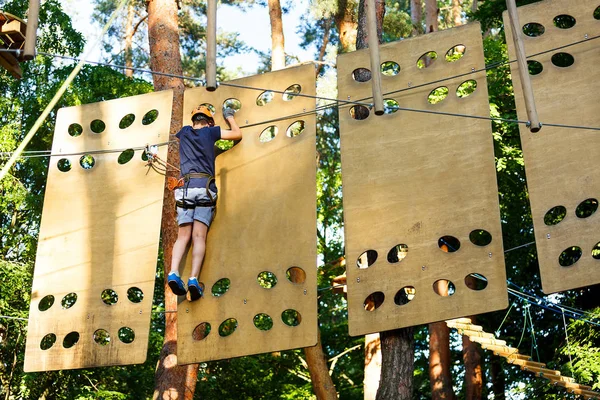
[124,1,135,78]
[375,328,414,400]
[452,0,462,27]
[304,331,338,399]
[147,0,194,398]
[471,0,478,13]
[411,0,422,36]
[364,333,381,400]
[428,321,456,400]
[335,0,358,53]
[425,0,438,33]
[490,355,506,400]
[316,19,332,76]
[462,326,483,400]
[267,0,285,70]
[356,0,385,50]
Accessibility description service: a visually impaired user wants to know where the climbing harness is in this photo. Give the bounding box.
[175,172,217,209]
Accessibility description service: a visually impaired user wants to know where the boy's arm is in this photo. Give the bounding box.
[220,109,242,140]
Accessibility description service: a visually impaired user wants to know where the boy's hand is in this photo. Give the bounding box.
[223,108,236,119]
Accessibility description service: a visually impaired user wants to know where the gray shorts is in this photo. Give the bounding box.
[175,187,217,227]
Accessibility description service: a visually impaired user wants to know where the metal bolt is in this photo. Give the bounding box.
[585,33,589,39]
[421,265,426,271]
[87,314,90,319]
[407,82,412,87]
[546,233,551,239]
[139,310,142,314]
[107,141,110,145]
[303,108,306,112]
[471,67,475,72]
[488,252,493,258]
[243,299,247,304]
[347,96,351,100]
[158,133,160,137]
[186,308,189,313]
[303,289,307,295]
[245,120,249,124]
[356,277,361,283]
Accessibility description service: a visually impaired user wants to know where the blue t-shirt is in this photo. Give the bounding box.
[176,125,221,192]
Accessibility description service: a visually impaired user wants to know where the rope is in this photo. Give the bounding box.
[495,302,514,337]
[525,305,541,361]
[0,315,28,321]
[0,0,131,181]
[560,307,574,371]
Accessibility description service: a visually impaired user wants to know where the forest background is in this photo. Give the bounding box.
[1,0,599,399]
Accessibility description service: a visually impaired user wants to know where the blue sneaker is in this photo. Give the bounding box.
[167,272,186,296]
[188,277,203,301]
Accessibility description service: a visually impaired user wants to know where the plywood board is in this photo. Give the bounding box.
[24,90,171,372]
[338,22,508,336]
[504,0,600,294]
[177,64,317,363]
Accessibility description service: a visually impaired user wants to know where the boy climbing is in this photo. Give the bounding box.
[167,105,242,300]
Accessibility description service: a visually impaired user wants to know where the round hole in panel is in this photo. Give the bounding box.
[544,205,567,225]
[63,332,80,348]
[253,313,274,331]
[68,123,83,137]
[445,45,466,62]
[438,236,461,252]
[93,329,111,346]
[40,333,56,350]
[212,278,231,297]
[218,318,238,337]
[79,154,96,170]
[357,249,378,269]
[553,14,576,29]
[551,52,575,68]
[394,286,415,306]
[522,22,545,37]
[57,158,72,172]
[380,61,400,76]
[127,287,144,303]
[90,119,105,134]
[575,198,598,219]
[259,126,278,143]
[465,273,488,290]
[192,322,211,340]
[527,60,544,75]
[456,80,477,98]
[281,309,302,326]
[257,271,277,289]
[118,327,135,344]
[38,295,55,312]
[286,267,306,284]
[61,292,77,309]
[595,6,600,19]
[349,105,370,120]
[469,229,492,246]
[101,289,118,305]
[222,98,242,112]
[417,51,438,69]
[286,121,305,138]
[387,244,408,263]
[118,149,135,165]
[119,113,135,129]
[352,68,372,82]
[559,246,582,267]
[383,99,400,114]
[283,84,302,101]
[364,292,385,311]
[592,242,600,260]
[142,109,159,125]
[427,87,449,104]
[256,91,274,106]
[433,279,456,296]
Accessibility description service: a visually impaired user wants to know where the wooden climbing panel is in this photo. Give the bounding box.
[177,64,317,363]
[338,22,508,336]
[447,318,600,399]
[504,0,600,294]
[24,91,171,372]
[0,11,27,79]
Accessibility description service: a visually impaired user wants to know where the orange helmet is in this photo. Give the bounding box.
[190,105,215,125]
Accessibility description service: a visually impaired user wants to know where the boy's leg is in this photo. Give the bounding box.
[170,223,193,274]
[190,220,209,279]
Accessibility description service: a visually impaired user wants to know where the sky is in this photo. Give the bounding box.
[62,0,316,75]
